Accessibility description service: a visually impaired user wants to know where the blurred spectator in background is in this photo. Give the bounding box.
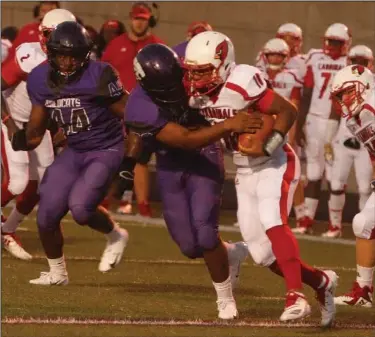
[101,2,164,217]
[101,2,163,92]
[1,26,18,62]
[96,20,126,59]
[174,21,213,58]
[4,1,60,63]
[84,25,100,60]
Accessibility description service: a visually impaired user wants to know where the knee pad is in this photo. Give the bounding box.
[37,204,61,232]
[330,180,345,192]
[70,205,94,226]
[7,167,29,195]
[248,238,275,267]
[196,223,220,251]
[306,161,324,182]
[353,212,375,239]
[179,243,202,259]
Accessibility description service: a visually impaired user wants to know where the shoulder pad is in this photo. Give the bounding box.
[15,42,46,74]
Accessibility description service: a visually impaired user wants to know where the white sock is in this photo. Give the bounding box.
[356,265,374,288]
[294,203,305,220]
[105,225,121,242]
[305,198,319,219]
[122,190,133,204]
[213,275,234,301]
[2,208,25,233]
[328,193,345,228]
[47,256,67,275]
[359,193,370,211]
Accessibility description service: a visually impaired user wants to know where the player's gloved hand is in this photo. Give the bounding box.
[324,143,334,165]
[224,111,263,134]
[11,129,29,151]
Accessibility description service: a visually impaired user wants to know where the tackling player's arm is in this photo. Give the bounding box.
[11,103,49,151]
[156,111,262,150]
[296,65,314,147]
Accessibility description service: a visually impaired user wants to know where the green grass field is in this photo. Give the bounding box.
[2,208,374,337]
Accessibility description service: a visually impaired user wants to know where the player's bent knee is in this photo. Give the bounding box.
[179,243,202,259]
[8,176,29,196]
[70,205,95,226]
[197,225,220,251]
[36,207,60,232]
[306,162,324,182]
[352,212,375,239]
[330,180,345,193]
[248,243,275,267]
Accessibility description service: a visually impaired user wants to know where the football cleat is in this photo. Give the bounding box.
[334,282,373,308]
[217,299,238,320]
[116,202,133,215]
[279,291,311,322]
[291,216,313,235]
[321,225,342,238]
[316,270,338,327]
[98,228,129,272]
[2,232,32,260]
[227,241,248,288]
[29,271,68,285]
[137,202,152,217]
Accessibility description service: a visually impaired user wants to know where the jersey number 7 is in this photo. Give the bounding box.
[318,72,332,99]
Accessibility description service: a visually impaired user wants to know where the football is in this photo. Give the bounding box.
[238,113,275,153]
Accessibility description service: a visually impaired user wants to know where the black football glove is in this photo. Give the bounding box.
[11,129,29,151]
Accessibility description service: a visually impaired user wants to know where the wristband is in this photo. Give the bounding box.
[263,130,284,156]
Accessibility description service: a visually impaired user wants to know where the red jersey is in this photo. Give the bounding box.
[101,33,164,92]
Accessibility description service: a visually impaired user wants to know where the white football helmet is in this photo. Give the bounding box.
[276,23,302,55]
[39,9,76,52]
[331,65,374,117]
[262,38,290,70]
[183,31,235,96]
[348,45,374,71]
[323,23,351,59]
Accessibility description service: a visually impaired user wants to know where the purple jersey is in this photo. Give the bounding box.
[172,41,188,59]
[27,60,124,152]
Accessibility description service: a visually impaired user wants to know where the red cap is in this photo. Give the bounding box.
[103,20,120,29]
[187,21,213,38]
[130,3,151,20]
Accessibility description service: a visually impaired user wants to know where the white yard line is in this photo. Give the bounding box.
[2,253,357,272]
[2,317,374,329]
[20,214,355,246]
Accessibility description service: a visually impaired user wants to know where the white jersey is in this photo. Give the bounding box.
[345,93,375,160]
[3,42,46,123]
[304,50,347,119]
[189,64,281,168]
[263,68,303,101]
